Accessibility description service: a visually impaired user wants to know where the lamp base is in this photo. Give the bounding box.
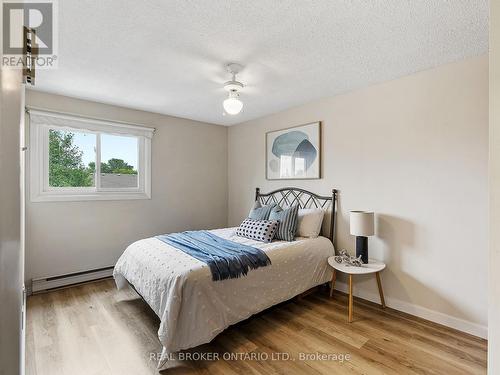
[355,236,368,264]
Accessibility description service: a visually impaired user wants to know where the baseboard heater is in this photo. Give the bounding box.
[31,266,114,294]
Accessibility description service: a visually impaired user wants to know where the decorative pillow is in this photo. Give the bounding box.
[236,218,279,243]
[269,205,299,241]
[296,208,325,238]
[248,201,276,220]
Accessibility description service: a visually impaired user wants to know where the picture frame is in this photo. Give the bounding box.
[266,121,321,180]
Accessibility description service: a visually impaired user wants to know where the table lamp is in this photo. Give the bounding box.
[350,211,375,264]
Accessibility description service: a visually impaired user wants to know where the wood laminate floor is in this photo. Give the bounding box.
[26,279,487,375]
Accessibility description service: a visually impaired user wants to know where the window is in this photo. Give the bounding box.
[29,109,154,201]
[279,154,306,178]
[280,155,292,178]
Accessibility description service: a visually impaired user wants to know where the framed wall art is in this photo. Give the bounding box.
[266,121,321,180]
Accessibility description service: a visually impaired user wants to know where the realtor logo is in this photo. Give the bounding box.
[2,0,58,68]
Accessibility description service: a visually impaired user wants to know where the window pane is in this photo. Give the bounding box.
[294,157,305,176]
[100,134,138,188]
[280,155,292,178]
[49,129,96,187]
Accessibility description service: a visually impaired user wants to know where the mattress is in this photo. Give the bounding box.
[113,227,334,366]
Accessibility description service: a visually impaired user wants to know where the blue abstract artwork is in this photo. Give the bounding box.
[266,122,320,179]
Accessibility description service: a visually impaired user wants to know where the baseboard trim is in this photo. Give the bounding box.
[31,266,114,294]
[333,281,487,339]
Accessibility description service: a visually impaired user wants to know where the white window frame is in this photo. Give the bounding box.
[29,108,154,202]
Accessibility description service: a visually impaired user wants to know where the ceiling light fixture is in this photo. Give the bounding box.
[223,63,244,115]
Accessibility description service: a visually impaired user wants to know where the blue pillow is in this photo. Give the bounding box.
[269,205,299,241]
[248,201,276,220]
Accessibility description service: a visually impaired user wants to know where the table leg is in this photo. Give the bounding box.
[329,269,337,298]
[376,272,386,308]
[348,274,353,323]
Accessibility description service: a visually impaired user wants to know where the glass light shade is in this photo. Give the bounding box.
[223,93,243,115]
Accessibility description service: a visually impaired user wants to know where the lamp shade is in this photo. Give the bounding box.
[223,90,243,115]
[223,97,243,115]
[350,211,375,236]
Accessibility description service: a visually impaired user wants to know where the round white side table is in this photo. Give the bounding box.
[327,257,386,323]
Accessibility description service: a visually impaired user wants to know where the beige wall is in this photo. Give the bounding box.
[490,2,500,373]
[0,46,25,375]
[25,90,228,284]
[228,56,488,337]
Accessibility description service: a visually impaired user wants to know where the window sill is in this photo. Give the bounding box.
[30,191,151,202]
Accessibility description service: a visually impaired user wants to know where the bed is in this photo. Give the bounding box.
[113,187,338,369]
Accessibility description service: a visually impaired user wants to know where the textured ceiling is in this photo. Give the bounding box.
[32,0,488,125]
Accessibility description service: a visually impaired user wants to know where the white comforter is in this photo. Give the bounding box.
[113,227,334,365]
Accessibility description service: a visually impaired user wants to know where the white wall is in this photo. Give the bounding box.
[489,2,500,372]
[228,56,488,338]
[0,26,25,375]
[25,90,228,284]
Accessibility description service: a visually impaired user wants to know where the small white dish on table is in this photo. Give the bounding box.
[327,257,386,323]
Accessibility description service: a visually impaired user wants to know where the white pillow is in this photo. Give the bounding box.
[296,208,325,238]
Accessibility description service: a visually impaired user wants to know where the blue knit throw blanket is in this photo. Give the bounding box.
[156,230,271,281]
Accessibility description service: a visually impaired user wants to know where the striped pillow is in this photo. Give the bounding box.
[248,201,276,220]
[269,205,299,241]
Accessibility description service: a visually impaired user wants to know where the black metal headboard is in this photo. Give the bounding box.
[255,187,338,245]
